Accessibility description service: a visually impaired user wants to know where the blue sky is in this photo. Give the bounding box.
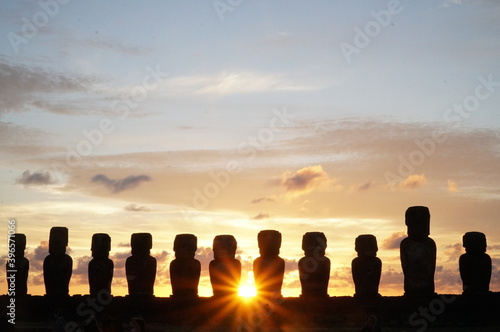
[1,0,500,297]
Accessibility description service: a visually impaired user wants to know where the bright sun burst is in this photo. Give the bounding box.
[238,284,257,298]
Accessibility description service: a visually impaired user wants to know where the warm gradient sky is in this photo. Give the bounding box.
[1,0,500,298]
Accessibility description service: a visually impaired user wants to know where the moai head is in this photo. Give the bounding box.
[91,233,111,259]
[14,233,27,258]
[405,206,430,241]
[131,233,152,256]
[258,230,281,258]
[213,235,237,260]
[302,232,327,257]
[174,234,197,260]
[49,227,68,255]
[463,232,487,254]
[355,234,378,257]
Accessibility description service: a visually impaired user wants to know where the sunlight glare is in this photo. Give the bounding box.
[238,284,257,298]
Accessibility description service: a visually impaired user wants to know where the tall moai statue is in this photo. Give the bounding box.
[400,206,436,297]
[209,235,241,297]
[88,233,113,296]
[43,227,73,297]
[298,232,330,297]
[253,230,285,298]
[459,231,491,295]
[125,233,157,296]
[170,234,201,298]
[352,234,382,299]
[6,233,29,296]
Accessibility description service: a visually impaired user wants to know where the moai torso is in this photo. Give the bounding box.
[459,231,491,295]
[43,227,72,297]
[209,235,241,297]
[170,234,201,298]
[89,233,113,296]
[298,232,330,297]
[253,230,285,298]
[125,233,157,296]
[6,233,29,296]
[352,234,381,298]
[400,206,436,297]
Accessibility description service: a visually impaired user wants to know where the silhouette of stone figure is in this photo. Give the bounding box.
[253,230,285,298]
[170,234,201,298]
[88,233,113,296]
[459,231,491,295]
[43,227,72,297]
[352,234,381,299]
[400,206,436,297]
[5,233,29,296]
[298,232,330,297]
[125,233,157,296]
[209,235,241,297]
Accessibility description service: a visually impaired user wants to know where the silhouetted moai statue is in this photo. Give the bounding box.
[6,233,29,296]
[400,206,436,297]
[253,230,285,298]
[352,234,382,299]
[459,231,491,295]
[298,232,330,297]
[125,233,157,296]
[209,235,241,297]
[43,227,72,297]
[89,233,113,296]
[170,234,201,298]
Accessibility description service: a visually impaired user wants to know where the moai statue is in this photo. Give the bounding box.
[459,231,491,295]
[253,230,285,298]
[209,235,241,297]
[88,233,113,296]
[298,232,330,297]
[352,234,382,299]
[43,227,73,297]
[125,233,157,296]
[400,206,436,297]
[170,234,201,298]
[5,233,29,296]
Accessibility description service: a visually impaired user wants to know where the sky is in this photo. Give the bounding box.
[1,0,500,298]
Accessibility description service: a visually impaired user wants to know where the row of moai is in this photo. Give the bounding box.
[7,206,492,299]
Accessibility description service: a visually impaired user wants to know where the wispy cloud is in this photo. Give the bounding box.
[124,203,151,212]
[381,232,407,250]
[448,179,459,193]
[398,174,428,190]
[251,212,270,220]
[91,174,151,193]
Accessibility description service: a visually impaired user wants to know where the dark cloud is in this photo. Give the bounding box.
[251,212,270,220]
[91,174,151,193]
[124,204,151,212]
[352,181,373,191]
[444,243,463,262]
[381,232,407,250]
[16,170,56,186]
[251,196,276,204]
[0,59,95,114]
[73,255,92,276]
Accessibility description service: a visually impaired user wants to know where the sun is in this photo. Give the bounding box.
[238,284,257,298]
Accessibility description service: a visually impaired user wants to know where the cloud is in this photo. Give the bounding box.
[398,174,428,190]
[271,165,333,196]
[382,232,407,250]
[16,170,56,186]
[251,196,276,204]
[0,59,95,114]
[164,71,318,97]
[448,179,459,193]
[444,243,463,262]
[91,174,151,193]
[251,212,270,220]
[124,204,151,212]
[351,181,374,192]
